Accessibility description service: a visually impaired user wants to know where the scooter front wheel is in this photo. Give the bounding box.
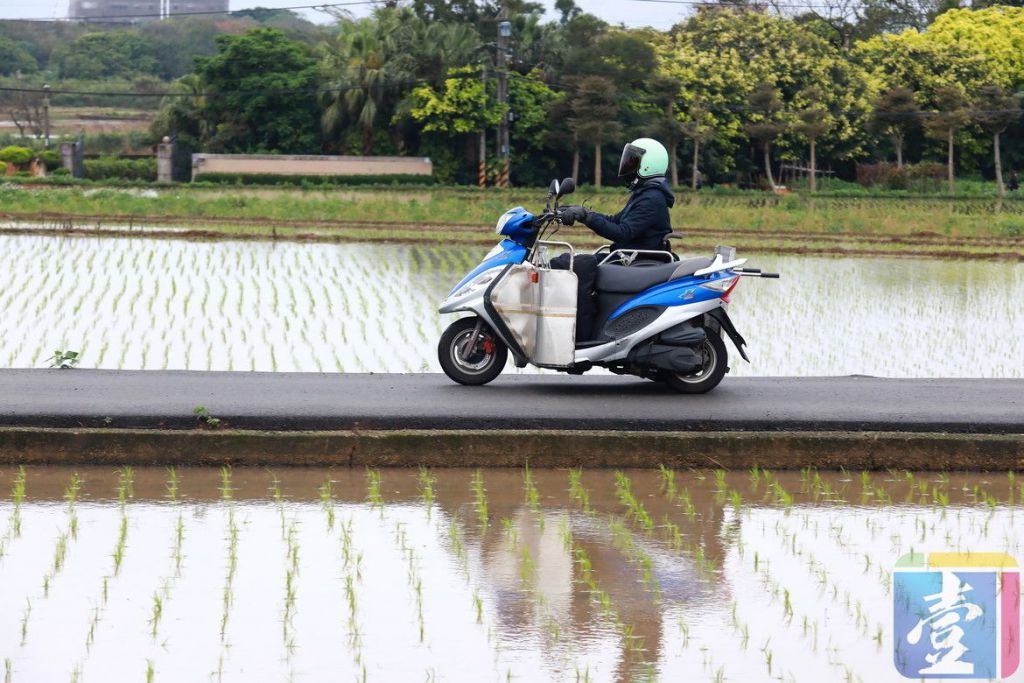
[438,317,508,386]
[662,329,728,394]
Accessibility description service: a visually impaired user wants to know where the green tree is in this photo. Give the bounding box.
[973,84,1023,197]
[49,32,158,79]
[193,28,320,153]
[0,37,37,76]
[922,84,969,193]
[647,75,685,187]
[408,68,500,135]
[680,103,714,192]
[869,87,920,168]
[745,84,786,189]
[568,76,623,188]
[555,0,581,23]
[793,87,833,193]
[658,9,872,177]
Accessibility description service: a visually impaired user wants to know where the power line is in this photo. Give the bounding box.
[1,1,385,23]
[627,0,904,13]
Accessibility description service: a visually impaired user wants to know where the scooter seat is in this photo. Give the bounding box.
[671,256,714,279]
[596,257,713,294]
[596,262,679,294]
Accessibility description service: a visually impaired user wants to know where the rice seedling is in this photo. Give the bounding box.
[9,465,26,538]
[19,598,31,646]
[112,514,128,575]
[470,470,489,529]
[523,463,541,512]
[613,472,654,532]
[568,468,594,515]
[116,466,134,507]
[165,467,179,502]
[149,592,164,638]
[365,469,383,508]
[318,475,336,530]
[417,466,435,512]
[657,465,679,501]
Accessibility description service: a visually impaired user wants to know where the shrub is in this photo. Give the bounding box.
[51,167,71,176]
[0,146,33,167]
[193,172,436,187]
[83,156,157,182]
[0,161,6,175]
[38,150,61,168]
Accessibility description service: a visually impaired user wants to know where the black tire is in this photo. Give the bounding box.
[663,328,728,394]
[438,317,508,386]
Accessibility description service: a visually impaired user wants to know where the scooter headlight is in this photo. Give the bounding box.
[453,270,497,298]
[495,212,514,235]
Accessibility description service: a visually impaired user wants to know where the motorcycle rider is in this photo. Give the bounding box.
[552,137,676,341]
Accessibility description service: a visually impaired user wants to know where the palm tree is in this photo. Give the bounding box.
[320,19,394,155]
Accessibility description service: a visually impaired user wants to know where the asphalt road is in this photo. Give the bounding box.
[0,370,1020,433]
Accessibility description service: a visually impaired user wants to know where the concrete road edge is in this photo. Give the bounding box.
[1,428,1021,470]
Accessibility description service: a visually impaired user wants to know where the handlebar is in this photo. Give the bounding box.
[735,268,780,279]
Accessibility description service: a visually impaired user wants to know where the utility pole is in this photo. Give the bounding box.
[479,63,487,188]
[496,2,511,188]
[42,84,51,149]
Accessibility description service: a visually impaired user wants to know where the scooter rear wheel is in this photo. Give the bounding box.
[663,329,728,394]
[438,317,508,386]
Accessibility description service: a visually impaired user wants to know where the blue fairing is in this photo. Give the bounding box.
[448,239,528,296]
[498,207,536,244]
[609,271,734,320]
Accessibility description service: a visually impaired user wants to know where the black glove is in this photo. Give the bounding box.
[558,205,589,226]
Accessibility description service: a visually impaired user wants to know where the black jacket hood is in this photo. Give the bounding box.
[632,177,675,208]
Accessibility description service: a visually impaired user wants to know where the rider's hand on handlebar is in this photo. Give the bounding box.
[558,205,589,227]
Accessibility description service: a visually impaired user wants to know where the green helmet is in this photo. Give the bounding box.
[618,138,669,185]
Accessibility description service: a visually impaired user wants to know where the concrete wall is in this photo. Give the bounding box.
[191,154,433,180]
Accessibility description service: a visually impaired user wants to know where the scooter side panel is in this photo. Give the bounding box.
[574,299,722,364]
[607,271,734,321]
[446,240,528,297]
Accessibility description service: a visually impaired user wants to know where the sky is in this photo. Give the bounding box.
[1,0,689,29]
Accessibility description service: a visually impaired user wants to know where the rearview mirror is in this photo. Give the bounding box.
[548,178,560,197]
[558,178,576,197]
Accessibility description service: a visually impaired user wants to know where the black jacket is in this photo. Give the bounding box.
[583,178,675,252]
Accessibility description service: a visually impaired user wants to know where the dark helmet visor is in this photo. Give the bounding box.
[618,143,646,180]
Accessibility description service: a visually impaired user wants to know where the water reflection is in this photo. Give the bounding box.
[3,467,1018,681]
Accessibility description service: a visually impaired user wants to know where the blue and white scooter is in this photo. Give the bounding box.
[438,178,778,393]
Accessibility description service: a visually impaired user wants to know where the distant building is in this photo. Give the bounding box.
[69,0,229,22]
[166,0,230,17]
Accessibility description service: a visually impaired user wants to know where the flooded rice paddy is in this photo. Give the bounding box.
[0,234,1021,376]
[1,466,1022,682]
